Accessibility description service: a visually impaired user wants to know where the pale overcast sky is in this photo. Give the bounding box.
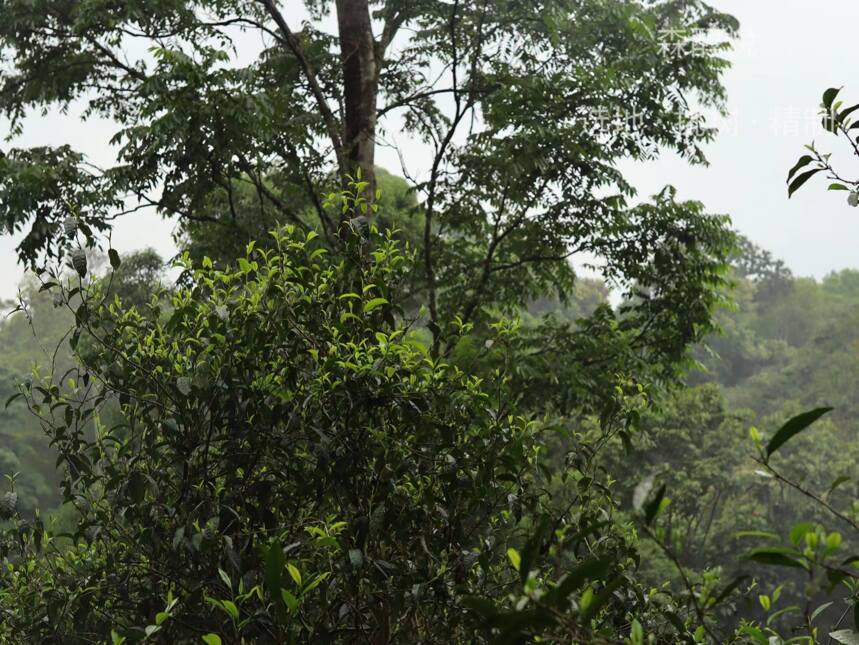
[1,0,858,299]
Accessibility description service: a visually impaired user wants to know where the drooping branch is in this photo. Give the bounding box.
[423,0,491,354]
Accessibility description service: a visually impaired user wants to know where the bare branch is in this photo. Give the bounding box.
[257,0,346,176]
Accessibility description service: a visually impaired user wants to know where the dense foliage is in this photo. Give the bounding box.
[606,248,859,641]
[0,0,738,354]
[0,223,731,643]
[10,218,859,643]
[4,1,859,644]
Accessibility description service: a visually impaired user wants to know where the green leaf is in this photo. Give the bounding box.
[663,610,687,636]
[302,572,330,594]
[108,248,121,269]
[828,567,850,588]
[823,87,842,110]
[743,547,806,569]
[788,168,824,198]
[339,312,361,324]
[767,605,800,626]
[128,471,146,504]
[811,601,834,623]
[518,514,551,584]
[740,625,769,645]
[221,600,239,621]
[4,392,23,409]
[506,547,521,572]
[201,636,222,645]
[789,522,815,545]
[630,619,643,645]
[829,183,850,191]
[286,562,302,587]
[736,530,780,541]
[281,590,299,611]
[838,103,859,125]
[787,155,814,182]
[546,559,612,608]
[580,576,623,623]
[643,484,667,526]
[828,476,851,497]
[766,407,833,458]
[264,539,284,605]
[363,298,389,313]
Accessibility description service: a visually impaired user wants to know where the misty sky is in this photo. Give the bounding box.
[1,0,858,299]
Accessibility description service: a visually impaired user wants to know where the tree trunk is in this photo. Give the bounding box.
[335,0,378,208]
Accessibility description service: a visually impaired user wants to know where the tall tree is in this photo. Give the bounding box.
[0,4,755,641]
[333,0,378,197]
[0,0,737,355]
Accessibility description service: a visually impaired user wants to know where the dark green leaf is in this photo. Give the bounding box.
[823,87,842,110]
[839,103,859,125]
[644,484,667,526]
[546,559,612,608]
[743,547,806,569]
[766,407,833,458]
[4,392,23,409]
[128,471,146,504]
[108,248,121,269]
[264,539,285,608]
[580,576,623,623]
[461,596,498,617]
[787,155,814,182]
[788,168,824,198]
[828,476,851,497]
[519,515,551,584]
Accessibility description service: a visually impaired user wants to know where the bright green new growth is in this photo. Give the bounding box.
[0,214,740,643]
